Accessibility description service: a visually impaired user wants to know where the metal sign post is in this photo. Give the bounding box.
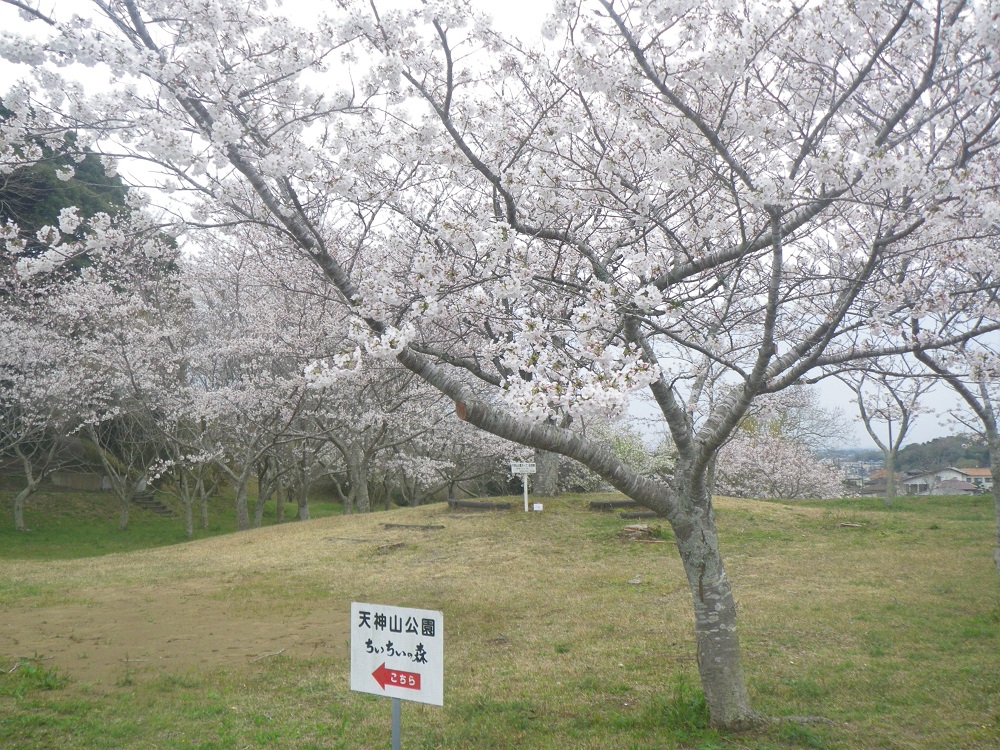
[510,462,537,511]
[350,602,444,748]
[392,697,401,750]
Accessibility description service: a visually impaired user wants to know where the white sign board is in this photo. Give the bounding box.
[350,602,444,706]
[510,462,537,474]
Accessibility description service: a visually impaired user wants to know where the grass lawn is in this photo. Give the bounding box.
[1,489,998,749]
[0,480,345,560]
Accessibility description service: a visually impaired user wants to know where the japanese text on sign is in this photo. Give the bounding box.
[350,602,444,706]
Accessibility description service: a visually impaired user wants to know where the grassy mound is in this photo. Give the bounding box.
[1,493,998,748]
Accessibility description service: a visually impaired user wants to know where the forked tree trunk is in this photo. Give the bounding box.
[253,482,273,528]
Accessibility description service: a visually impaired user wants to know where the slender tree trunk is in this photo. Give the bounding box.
[200,490,210,529]
[118,498,130,531]
[179,471,194,540]
[234,476,251,531]
[884,448,896,506]
[182,499,193,539]
[297,482,310,521]
[533,449,559,496]
[196,473,208,530]
[13,484,33,532]
[12,445,50,532]
[275,482,286,523]
[86,426,132,531]
[989,438,1000,582]
[253,483,272,528]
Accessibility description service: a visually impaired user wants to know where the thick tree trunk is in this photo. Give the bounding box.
[393,347,755,727]
[533,449,560,495]
[347,448,371,513]
[673,500,755,727]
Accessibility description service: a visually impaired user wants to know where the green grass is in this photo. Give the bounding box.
[0,481,347,560]
[1,491,998,748]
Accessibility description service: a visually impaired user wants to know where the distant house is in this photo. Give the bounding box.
[901,467,993,495]
[859,468,906,496]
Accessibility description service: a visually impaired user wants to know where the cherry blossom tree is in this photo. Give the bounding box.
[837,363,935,504]
[716,435,845,500]
[5,0,1000,728]
[0,316,85,530]
[913,340,1000,580]
[716,389,847,499]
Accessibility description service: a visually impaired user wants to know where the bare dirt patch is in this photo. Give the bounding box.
[2,578,349,687]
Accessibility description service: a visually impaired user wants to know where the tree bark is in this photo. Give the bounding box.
[884,447,896,506]
[13,485,32,532]
[253,482,272,528]
[533,449,560,495]
[989,439,1000,582]
[275,483,286,523]
[118,498,130,532]
[200,491,210,529]
[394,347,755,726]
[297,482,310,521]
[179,471,194,540]
[12,444,52,532]
[346,447,371,513]
[673,496,755,727]
[234,476,251,531]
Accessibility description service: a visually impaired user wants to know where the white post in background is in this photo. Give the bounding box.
[510,462,537,511]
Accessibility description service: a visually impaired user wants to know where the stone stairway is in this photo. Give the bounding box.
[131,491,177,517]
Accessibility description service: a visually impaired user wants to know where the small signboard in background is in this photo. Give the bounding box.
[511,462,538,512]
[350,602,444,706]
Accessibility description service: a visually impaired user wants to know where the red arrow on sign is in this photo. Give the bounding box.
[372,663,422,691]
